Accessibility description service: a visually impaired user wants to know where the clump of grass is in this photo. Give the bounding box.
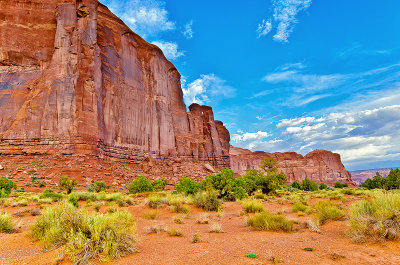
[209,223,223,233]
[173,215,184,224]
[192,233,201,243]
[146,224,168,234]
[314,200,344,225]
[306,219,321,233]
[30,203,137,263]
[197,213,210,224]
[242,200,264,213]
[169,227,183,237]
[246,253,257,258]
[194,190,221,212]
[304,247,314,251]
[349,191,400,243]
[0,213,15,233]
[143,210,159,220]
[94,202,103,212]
[246,212,293,232]
[147,194,165,209]
[292,202,308,213]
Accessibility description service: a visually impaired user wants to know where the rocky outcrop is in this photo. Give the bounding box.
[230,146,353,184]
[0,0,229,168]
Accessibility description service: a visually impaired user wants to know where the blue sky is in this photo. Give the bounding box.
[100,0,400,171]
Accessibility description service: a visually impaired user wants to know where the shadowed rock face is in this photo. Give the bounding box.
[230,146,353,184]
[0,0,229,168]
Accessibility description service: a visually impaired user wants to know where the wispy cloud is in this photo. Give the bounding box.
[151,41,184,60]
[101,0,175,38]
[257,0,312,42]
[182,20,194,39]
[182,74,236,105]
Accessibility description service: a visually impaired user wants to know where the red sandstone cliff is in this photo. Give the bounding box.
[230,146,353,184]
[0,0,229,168]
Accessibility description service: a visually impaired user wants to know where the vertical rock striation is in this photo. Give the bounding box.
[0,0,229,168]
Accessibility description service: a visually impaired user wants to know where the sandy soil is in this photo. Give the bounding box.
[1,195,399,265]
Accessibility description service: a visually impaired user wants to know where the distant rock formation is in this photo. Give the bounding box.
[351,168,399,184]
[0,0,229,168]
[230,146,353,184]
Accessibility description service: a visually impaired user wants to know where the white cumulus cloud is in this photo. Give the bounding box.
[257,0,312,42]
[151,41,184,60]
[182,74,236,105]
[182,20,194,39]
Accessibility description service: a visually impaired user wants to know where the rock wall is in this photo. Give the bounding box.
[0,0,229,168]
[230,146,353,184]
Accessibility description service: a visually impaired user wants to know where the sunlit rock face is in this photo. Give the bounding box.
[0,0,229,168]
[230,146,353,184]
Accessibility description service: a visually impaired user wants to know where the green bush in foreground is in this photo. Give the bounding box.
[301,178,318,191]
[30,203,137,263]
[129,175,153,194]
[242,199,264,213]
[174,177,200,195]
[59,175,78,194]
[349,191,400,243]
[89,181,110,193]
[0,178,17,198]
[247,212,293,232]
[314,200,344,224]
[151,179,168,191]
[194,189,221,211]
[0,213,15,233]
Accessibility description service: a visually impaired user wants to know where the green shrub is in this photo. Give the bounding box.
[0,178,16,197]
[242,169,261,195]
[143,210,159,220]
[169,228,183,237]
[304,247,314,251]
[242,200,264,213]
[88,181,110,192]
[0,213,15,233]
[128,175,153,194]
[38,180,46,188]
[147,194,165,208]
[319,183,328,190]
[334,182,348,189]
[246,253,258,259]
[349,191,400,242]
[68,195,79,208]
[72,192,99,202]
[292,202,308,213]
[291,181,302,190]
[194,190,221,211]
[246,212,293,232]
[314,200,344,224]
[151,179,168,191]
[30,203,136,263]
[192,233,201,243]
[301,178,318,191]
[59,176,78,194]
[201,168,245,201]
[40,189,64,201]
[175,177,200,195]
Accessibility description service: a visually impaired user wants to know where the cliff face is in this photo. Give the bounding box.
[0,0,229,168]
[230,146,353,184]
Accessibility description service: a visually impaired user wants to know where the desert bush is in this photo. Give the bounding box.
[0,213,15,233]
[314,200,344,224]
[72,192,99,202]
[151,179,168,191]
[349,191,400,242]
[38,180,46,188]
[40,189,64,201]
[301,178,318,191]
[169,228,183,237]
[146,224,168,234]
[292,202,308,213]
[143,210,159,220]
[30,203,136,263]
[334,182,348,189]
[0,178,16,198]
[129,175,153,194]
[94,202,103,212]
[201,168,247,201]
[192,233,201,243]
[242,169,261,195]
[209,223,223,233]
[246,212,293,232]
[291,181,302,190]
[68,195,78,208]
[174,177,200,195]
[319,183,328,190]
[194,190,221,211]
[173,215,184,224]
[88,181,110,193]
[59,176,77,194]
[242,200,264,213]
[196,213,210,224]
[147,194,166,209]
